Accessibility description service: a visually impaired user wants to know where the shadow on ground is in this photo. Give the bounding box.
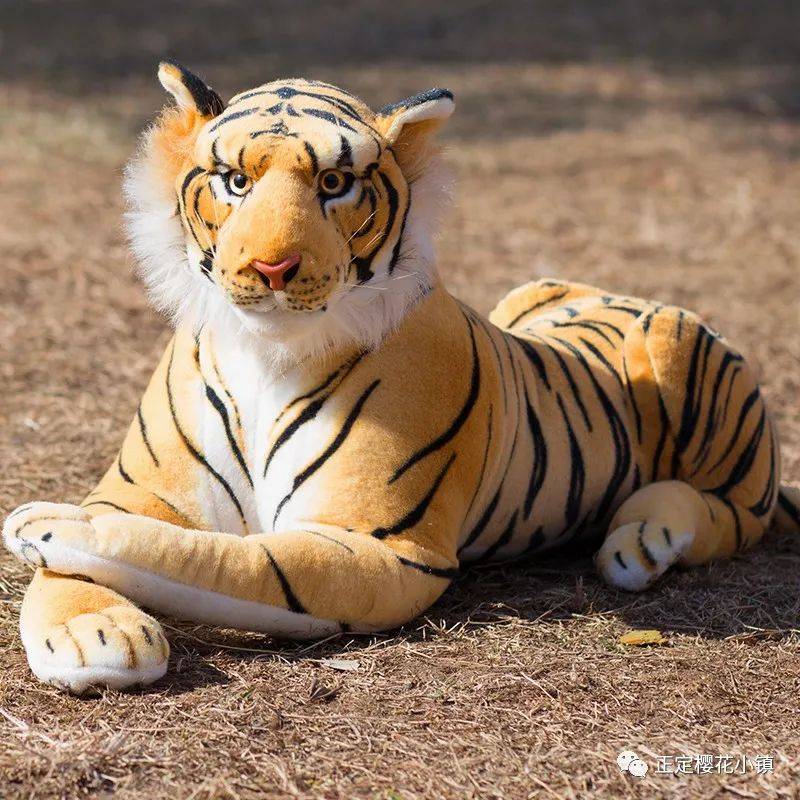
[153,528,800,695]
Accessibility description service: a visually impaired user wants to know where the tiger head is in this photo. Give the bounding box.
[126,61,454,360]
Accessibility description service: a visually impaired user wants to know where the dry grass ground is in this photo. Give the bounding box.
[1,3,799,798]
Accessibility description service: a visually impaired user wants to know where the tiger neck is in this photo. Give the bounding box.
[201,276,446,379]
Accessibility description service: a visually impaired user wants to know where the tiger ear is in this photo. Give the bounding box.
[157,61,224,119]
[375,89,454,180]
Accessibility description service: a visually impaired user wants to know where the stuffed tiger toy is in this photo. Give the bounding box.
[4,62,799,693]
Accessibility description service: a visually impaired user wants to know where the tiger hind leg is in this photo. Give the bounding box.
[20,566,169,694]
[595,480,766,591]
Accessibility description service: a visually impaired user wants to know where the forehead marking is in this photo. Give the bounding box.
[249,121,297,139]
[301,107,357,132]
[208,106,258,132]
[337,135,353,168]
[303,141,319,174]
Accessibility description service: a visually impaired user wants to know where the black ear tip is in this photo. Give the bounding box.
[378,88,455,116]
[158,58,186,75]
[158,59,224,117]
[429,88,454,102]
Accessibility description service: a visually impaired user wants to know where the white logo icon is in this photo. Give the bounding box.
[617,750,649,778]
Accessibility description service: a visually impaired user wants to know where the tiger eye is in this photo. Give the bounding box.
[319,169,345,194]
[225,171,252,197]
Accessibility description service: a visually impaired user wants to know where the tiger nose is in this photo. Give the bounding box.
[249,254,301,291]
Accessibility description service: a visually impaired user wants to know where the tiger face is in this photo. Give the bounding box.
[127,62,454,353]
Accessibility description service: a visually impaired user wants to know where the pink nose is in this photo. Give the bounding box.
[249,254,301,291]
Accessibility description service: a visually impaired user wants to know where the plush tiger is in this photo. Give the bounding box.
[4,62,799,693]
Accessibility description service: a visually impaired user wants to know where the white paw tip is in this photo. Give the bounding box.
[30,661,168,694]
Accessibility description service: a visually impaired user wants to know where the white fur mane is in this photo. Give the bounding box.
[123,127,452,372]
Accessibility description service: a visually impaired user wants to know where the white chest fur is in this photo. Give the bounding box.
[194,328,342,536]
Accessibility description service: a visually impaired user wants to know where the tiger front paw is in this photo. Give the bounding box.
[3,501,95,571]
[22,604,169,694]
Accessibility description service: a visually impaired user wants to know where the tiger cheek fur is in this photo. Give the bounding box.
[211,169,350,312]
[4,60,797,694]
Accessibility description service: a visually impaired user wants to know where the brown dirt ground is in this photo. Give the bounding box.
[1,3,799,798]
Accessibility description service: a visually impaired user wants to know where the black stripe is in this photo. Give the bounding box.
[352,170,400,283]
[604,304,644,318]
[351,186,378,239]
[179,166,205,214]
[614,551,628,569]
[748,421,778,520]
[463,405,494,524]
[631,463,642,493]
[396,556,459,580]
[662,526,672,547]
[514,337,551,391]
[476,510,518,562]
[691,350,743,472]
[622,351,643,443]
[552,319,621,347]
[388,185,410,275]
[166,341,246,522]
[117,454,134,485]
[553,336,633,525]
[301,106,357,132]
[303,529,354,554]
[274,357,354,424]
[651,391,670,481]
[390,313,480,483]
[710,407,767,498]
[264,354,364,477]
[208,107,258,132]
[545,341,593,430]
[523,390,548,519]
[81,500,132,514]
[210,138,224,169]
[555,392,586,532]
[373,453,457,540]
[205,382,253,489]
[459,481,502,554]
[719,366,742,429]
[578,336,624,389]
[153,492,192,525]
[303,140,319,174]
[505,289,570,328]
[719,497,743,550]
[672,326,714,474]
[637,523,657,567]
[707,387,761,473]
[250,122,296,139]
[229,89,270,104]
[261,545,306,614]
[274,85,375,131]
[337,135,353,168]
[518,525,546,557]
[476,315,509,414]
[274,380,380,525]
[458,339,524,555]
[137,405,160,467]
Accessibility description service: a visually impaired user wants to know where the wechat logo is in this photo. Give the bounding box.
[617,750,648,778]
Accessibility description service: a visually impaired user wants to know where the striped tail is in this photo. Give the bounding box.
[775,484,800,534]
